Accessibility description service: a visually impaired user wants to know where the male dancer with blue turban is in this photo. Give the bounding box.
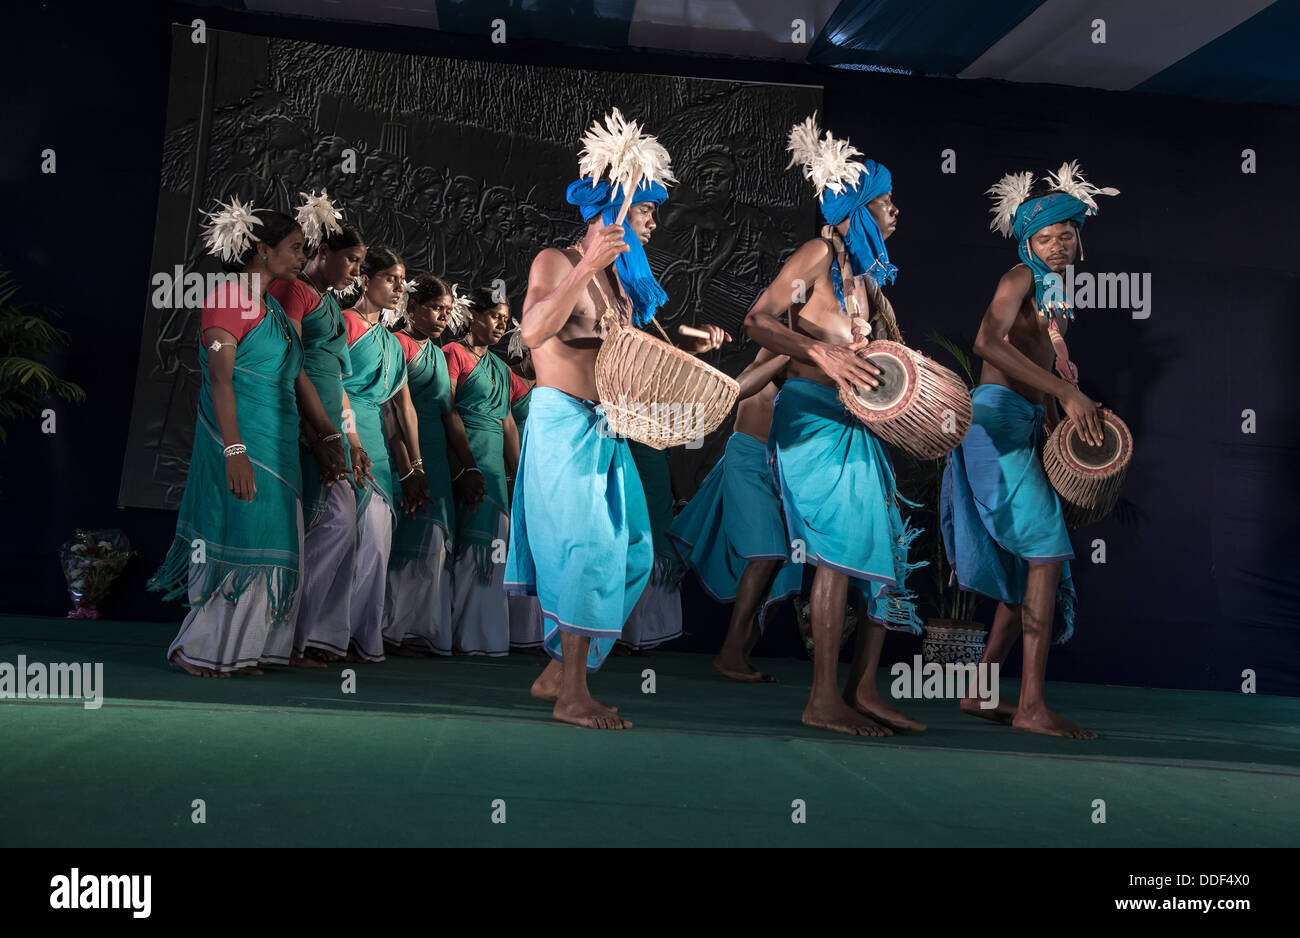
[506,120,726,730]
[940,162,1116,739]
[743,116,925,736]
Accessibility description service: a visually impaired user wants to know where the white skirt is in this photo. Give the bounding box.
[450,512,510,656]
[384,524,453,654]
[294,481,357,657]
[508,593,545,649]
[620,582,683,650]
[349,492,395,662]
[167,507,305,672]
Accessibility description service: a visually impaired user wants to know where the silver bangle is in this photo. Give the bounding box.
[223,443,247,458]
[398,467,418,482]
[453,467,481,481]
[318,431,342,444]
[411,458,424,468]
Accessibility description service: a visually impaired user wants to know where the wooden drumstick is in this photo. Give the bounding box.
[678,325,711,340]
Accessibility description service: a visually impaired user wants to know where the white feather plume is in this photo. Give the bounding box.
[578,107,677,201]
[986,171,1036,238]
[200,196,263,264]
[1045,161,1119,215]
[382,278,417,328]
[785,112,866,198]
[296,188,343,246]
[445,283,473,334]
[506,317,528,361]
[331,273,363,298]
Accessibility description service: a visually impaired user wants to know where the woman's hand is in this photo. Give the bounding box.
[312,437,349,485]
[454,470,486,509]
[350,440,377,489]
[400,472,431,516]
[226,452,257,502]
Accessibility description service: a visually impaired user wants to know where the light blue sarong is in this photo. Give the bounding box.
[504,387,653,672]
[770,378,924,632]
[667,430,801,623]
[940,383,1076,642]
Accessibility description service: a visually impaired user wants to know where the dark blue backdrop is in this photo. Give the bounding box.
[2,0,1297,695]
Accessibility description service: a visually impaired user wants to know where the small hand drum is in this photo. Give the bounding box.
[838,340,973,459]
[1043,409,1133,528]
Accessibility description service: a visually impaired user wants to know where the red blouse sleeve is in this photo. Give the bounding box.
[394,331,422,363]
[268,278,317,324]
[441,342,470,386]
[342,309,371,346]
[200,280,264,343]
[508,370,528,405]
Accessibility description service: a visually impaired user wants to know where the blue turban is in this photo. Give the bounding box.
[566,177,669,328]
[819,160,896,288]
[1011,193,1090,319]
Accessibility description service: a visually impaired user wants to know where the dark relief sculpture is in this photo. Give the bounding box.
[121,27,821,509]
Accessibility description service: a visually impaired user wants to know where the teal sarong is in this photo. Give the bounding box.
[390,340,455,569]
[668,430,801,618]
[504,387,653,672]
[148,296,304,626]
[940,383,1076,642]
[628,441,684,589]
[342,321,407,516]
[298,291,352,527]
[770,378,924,632]
[453,349,510,582]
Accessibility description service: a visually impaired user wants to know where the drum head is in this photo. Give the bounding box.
[1062,411,1132,474]
[850,347,912,413]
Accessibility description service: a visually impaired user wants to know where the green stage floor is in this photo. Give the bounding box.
[2,615,1297,847]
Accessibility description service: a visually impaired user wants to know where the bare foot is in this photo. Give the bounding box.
[553,697,632,729]
[307,648,343,663]
[1012,704,1097,739]
[713,653,775,683]
[802,695,892,737]
[169,651,229,679]
[846,692,926,732]
[291,654,327,670]
[960,695,1016,725]
[343,650,364,662]
[530,660,562,703]
[234,666,264,676]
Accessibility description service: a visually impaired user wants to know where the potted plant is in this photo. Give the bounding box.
[0,267,85,444]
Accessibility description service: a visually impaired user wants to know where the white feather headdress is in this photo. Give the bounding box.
[445,283,473,334]
[986,171,1037,238]
[296,189,343,247]
[785,113,866,198]
[1045,161,1119,214]
[201,196,262,264]
[381,278,416,328]
[506,317,528,361]
[332,273,363,298]
[578,107,677,201]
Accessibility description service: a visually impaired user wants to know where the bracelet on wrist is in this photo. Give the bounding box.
[315,431,342,446]
[398,467,417,482]
[223,443,247,458]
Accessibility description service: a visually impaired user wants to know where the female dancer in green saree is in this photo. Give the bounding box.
[442,287,520,656]
[504,325,544,650]
[385,275,483,654]
[269,209,367,665]
[151,202,346,676]
[341,246,430,661]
